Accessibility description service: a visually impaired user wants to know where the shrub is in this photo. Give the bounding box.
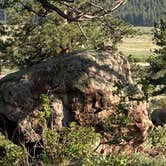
[158,98,166,108]
[85,154,130,166]
[0,132,26,166]
[130,152,166,166]
[148,125,166,151]
[41,122,101,165]
[102,102,132,145]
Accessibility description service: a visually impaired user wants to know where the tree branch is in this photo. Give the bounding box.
[35,0,126,22]
[36,0,78,22]
[19,1,47,17]
[77,22,88,41]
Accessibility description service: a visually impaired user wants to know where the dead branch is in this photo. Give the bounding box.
[35,0,126,22]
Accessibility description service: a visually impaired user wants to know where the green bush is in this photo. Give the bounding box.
[148,125,166,151]
[84,154,130,166]
[1,123,166,165]
[102,102,132,145]
[41,122,101,165]
[130,152,166,166]
[157,98,166,108]
[149,56,166,72]
[84,152,166,166]
[0,133,26,166]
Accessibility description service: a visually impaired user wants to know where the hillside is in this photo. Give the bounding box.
[118,0,166,26]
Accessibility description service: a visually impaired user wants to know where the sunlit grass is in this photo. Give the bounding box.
[0,67,18,75]
[118,27,159,62]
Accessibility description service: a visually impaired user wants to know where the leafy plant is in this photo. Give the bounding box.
[148,125,166,151]
[0,132,26,166]
[0,1,133,68]
[148,19,166,95]
[41,122,101,165]
[84,154,130,166]
[39,94,51,119]
[102,103,132,145]
[37,93,51,130]
[131,151,166,166]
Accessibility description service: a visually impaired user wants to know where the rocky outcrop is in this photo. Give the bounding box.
[151,109,166,126]
[148,96,166,126]
[0,50,153,150]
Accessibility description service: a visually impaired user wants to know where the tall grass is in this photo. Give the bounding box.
[118,26,159,62]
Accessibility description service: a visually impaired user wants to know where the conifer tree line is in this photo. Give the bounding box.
[1,0,166,26]
[118,0,166,26]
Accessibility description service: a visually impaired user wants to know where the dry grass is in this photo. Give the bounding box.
[0,67,18,75]
[118,27,159,62]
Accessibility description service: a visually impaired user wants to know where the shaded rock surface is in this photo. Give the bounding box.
[148,96,166,126]
[0,50,153,149]
[151,109,166,126]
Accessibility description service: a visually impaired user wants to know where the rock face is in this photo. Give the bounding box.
[151,109,166,126]
[0,50,153,148]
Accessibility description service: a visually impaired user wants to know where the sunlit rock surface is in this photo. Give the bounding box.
[0,50,153,151]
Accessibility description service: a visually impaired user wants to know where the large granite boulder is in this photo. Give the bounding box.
[151,109,166,126]
[0,50,153,149]
[148,96,166,126]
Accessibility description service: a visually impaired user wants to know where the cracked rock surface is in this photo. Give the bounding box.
[0,50,153,148]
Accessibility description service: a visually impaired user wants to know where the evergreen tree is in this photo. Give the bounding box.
[118,0,166,26]
[148,19,166,95]
[0,0,133,68]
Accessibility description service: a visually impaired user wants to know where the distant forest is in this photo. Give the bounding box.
[0,0,166,26]
[118,0,166,26]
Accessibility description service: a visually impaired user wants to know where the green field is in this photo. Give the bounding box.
[118,26,158,62]
[0,27,158,75]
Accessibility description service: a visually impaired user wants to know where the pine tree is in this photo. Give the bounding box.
[118,0,166,26]
[0,0,133,68]
[148,19,166,95]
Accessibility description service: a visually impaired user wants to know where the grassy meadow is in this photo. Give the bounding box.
[0,26,158,75]
[118,26,158,62]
